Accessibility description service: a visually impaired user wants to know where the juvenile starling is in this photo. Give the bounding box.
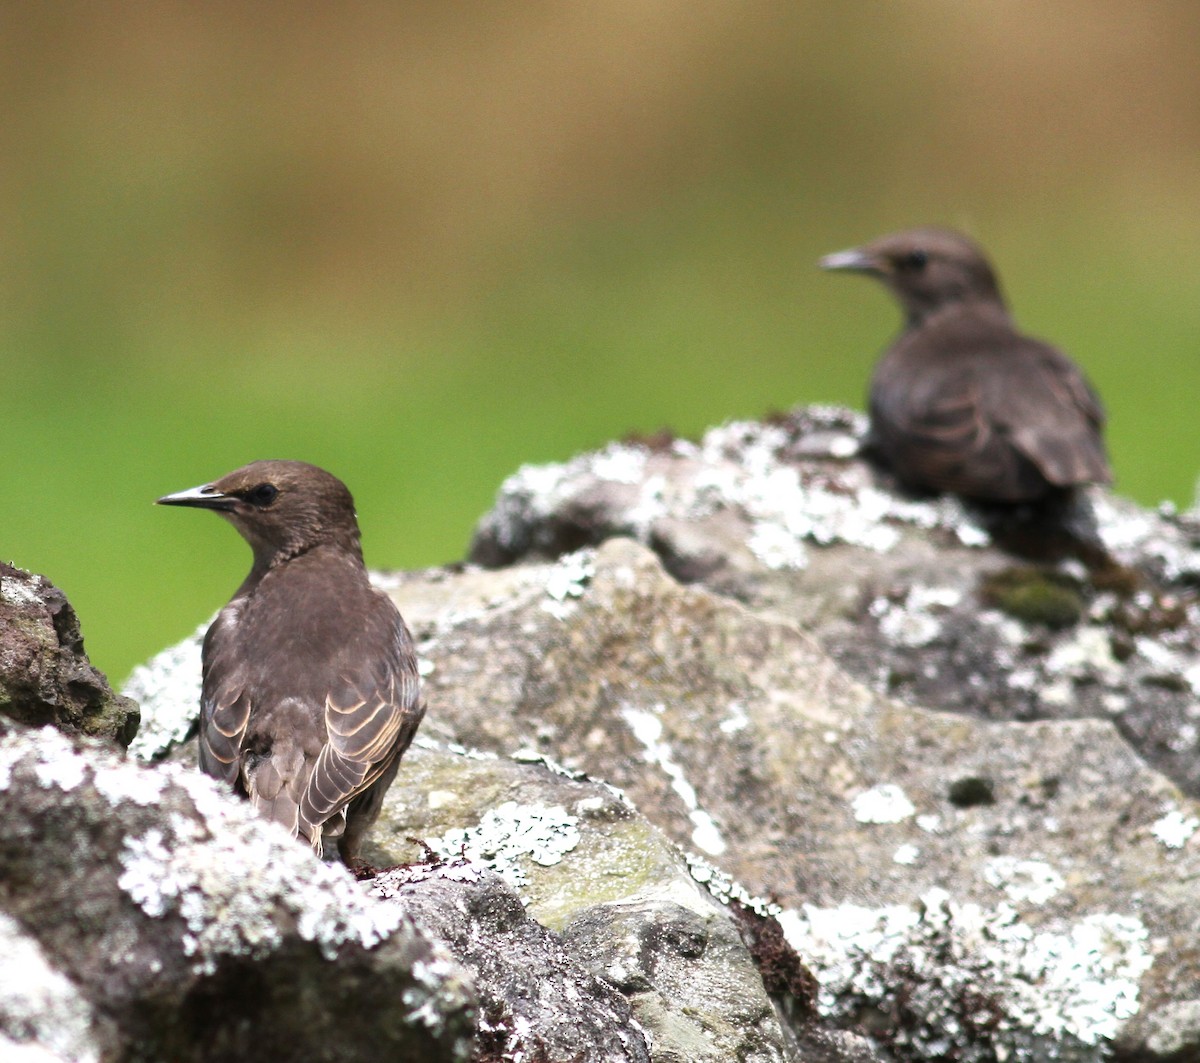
[820,227,1111,503]
[158,460,423,865]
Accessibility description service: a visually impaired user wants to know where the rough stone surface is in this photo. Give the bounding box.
[370,535,1199,1061]
[469,407,1200,802]
[368,745,854,1062]
[106,405,1200,1059]
[0,562,139,747]
[372,862,652,1063]
[0,721,474,1063]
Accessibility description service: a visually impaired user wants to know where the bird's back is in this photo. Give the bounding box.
[200,545,422,854]
[869,305,1110,501]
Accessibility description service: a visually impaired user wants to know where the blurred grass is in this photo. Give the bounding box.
[2,4,1200,683]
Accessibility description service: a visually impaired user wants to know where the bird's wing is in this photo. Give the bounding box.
[1004,349,1111,487]
[871,363,1018,497]
[297,611,422,841]
[872,318,1110,499]
[198,608,252,788]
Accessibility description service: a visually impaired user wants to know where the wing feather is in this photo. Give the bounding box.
[297,612,422,840]
[199,607,252,788]
[1006,352,1111,488]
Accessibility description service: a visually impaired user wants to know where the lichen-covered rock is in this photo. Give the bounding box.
[122,406,1200,1060]
[363,535,1199,1060]
[0,721,474,1063]
[0,909,105,1063]
[469,407,1200,801]
[372,863,652,1063]
[0,563,139,746]
[122,621,204,762]
[368,745,852,1063]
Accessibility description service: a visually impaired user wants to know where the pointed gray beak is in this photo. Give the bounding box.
[818,248,881,273]
[156,483,236,511]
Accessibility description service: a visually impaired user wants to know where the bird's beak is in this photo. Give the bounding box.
[818,247,885,275]
[156,483,236,511]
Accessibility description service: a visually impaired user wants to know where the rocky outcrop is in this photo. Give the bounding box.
[365,535,1198,1061]
[368,747,848,1063]
[468,407,1200,801]
[0,721,474,1063]
[10,405,1200,1061]
[0,562,139,746]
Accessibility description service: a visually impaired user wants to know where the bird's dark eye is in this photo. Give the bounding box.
[897,250,928,272]
[245,483,279,507]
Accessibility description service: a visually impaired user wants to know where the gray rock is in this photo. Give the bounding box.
[0,721,474,1063]
[368,744,844,1062]
[561,899,784,1063]
[118,405,1200,1059]
[374,534,1200,1060]
[469,407,1200,801]
[0,562,139,747]
[372,861,651,1063]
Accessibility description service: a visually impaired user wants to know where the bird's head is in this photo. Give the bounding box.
[820,227,1005,325]
[157,460,362,567]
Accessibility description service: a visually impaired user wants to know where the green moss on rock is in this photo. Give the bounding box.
[978,567,1084,629]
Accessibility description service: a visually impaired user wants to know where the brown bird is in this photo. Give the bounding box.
[158,460,423,866]
[820,227,1111,503]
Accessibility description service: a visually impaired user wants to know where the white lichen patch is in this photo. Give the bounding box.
[698,421,908,554]
[626,474,669,539]
[400,951,469,1034]
[2,728,86,794]
[109,767,405,972]
[747,520,809,570]
[91,761,168,807]
[476,407,994,573]
[1093,493,1200,581]
[0,744,22,791]
[1134,635,1182,678]
[780,889,1153,1058]
[443,742,499,762]
[1150,807,1199,849]
[1038,679,1074,708]
[424,801,581,896]
[685,852,780,919]
[852,784,916,824]
[123,624,207,761]
[368,860,488,897]
[620,703,727,856]
[984,857,1066,905]
[876,606,941,650]
[541,549,596,620]
[1045,627,1121,679]
[873,586,962,649]
[718,701,749,735]
[0,573,43,607]
[32,750,88,792]
[4,725,167,808]
[590,446,649,485]
[482,442,666,556]
[0,912,100,1063]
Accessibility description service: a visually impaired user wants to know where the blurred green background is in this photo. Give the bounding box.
[4,3,1200,683]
